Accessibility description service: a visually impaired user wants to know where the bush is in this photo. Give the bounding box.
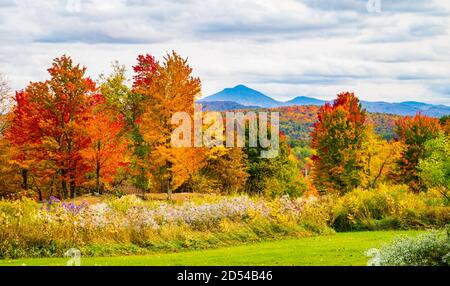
[330,184,450,231]
[367,226,450,266]
[298,196,335,234]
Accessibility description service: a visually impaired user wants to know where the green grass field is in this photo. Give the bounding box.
[0,230,423,266]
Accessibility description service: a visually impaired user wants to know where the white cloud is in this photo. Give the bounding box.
[0,0,449,105]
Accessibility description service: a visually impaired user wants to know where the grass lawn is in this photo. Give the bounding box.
[0,230,423,266]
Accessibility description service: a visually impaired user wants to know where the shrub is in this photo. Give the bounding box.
[298,196,335,234]
[330,184,450,231]
[367,226,450,266]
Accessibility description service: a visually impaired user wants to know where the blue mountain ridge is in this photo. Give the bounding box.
[198,85,450,117]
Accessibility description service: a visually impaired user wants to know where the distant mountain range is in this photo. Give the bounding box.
[200,101,260,111]
[198,85,450,117]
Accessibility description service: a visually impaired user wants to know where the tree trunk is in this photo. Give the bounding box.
[371,159,388,189]
[95,160,100,195]
[167,182,172,201]
[437,187,450,202]
[21,169,28,190]
[61,169,68,199]
[69,172,76,199]
[31,175,43,202]
[95,141,101,195]
[166,161,173,201]
[166,171,173,201]
[38,189,42,201]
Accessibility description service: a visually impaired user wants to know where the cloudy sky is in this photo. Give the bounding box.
[0,0,449,105]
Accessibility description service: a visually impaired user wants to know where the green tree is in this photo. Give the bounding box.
[244,136,306,198]
[418,132,450,201]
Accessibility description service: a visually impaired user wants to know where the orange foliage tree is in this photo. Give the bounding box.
[136,52,205,198]
[81,94,128,194]
[6,56,95,199]
[395,113,441,192]
[440,115,450,135]
[0,75,21,198]
[311,92,367,194]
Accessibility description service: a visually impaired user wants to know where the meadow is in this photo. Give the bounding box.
[0,231,424,266]
[0,186,448,264]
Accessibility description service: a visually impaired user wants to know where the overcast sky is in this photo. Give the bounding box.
[0,0,449,105]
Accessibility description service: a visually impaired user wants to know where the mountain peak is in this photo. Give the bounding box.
[223,84,262,94]
[233,84,249,89]
[285,96,325,106]
[200,84,279,107]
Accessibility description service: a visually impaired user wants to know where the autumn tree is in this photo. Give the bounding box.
[440,115,450,135]
[81,94,128,194]
[7,56,95,199]
[137,52,205,199]
[395,114,441,192]
[200,147,248,194]
[311,92,367,194]
[0,136,22,198]
[99,62,151,195]
[0,75,21,198]
[361,126,404,189]
[7,87,55,199]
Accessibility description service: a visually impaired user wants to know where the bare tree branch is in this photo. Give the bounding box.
[0,73,12,134]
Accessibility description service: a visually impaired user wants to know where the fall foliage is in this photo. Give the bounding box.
[81,93,129,194]
[6,56,96,199]
[361,126,404,189]
[98,62,150,195]
[1,53,448,202]
[311,92,367,194]
[395,114,442,192]
[137,52,205,199]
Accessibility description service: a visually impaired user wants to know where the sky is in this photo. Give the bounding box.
[0,0,449,105]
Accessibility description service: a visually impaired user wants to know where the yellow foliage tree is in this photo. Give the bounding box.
[201,147,248,194]
[361,126,404,189]
[138,52,205,199]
